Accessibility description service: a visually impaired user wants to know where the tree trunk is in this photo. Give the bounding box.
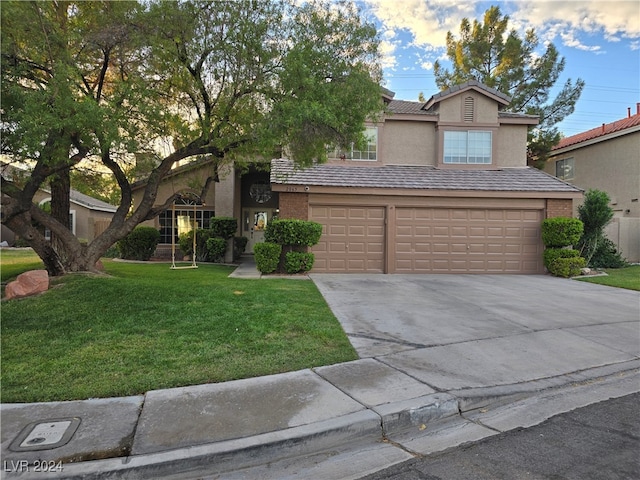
[50,170,72,264]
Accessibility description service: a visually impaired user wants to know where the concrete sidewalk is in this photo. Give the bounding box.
[2,272,639,480]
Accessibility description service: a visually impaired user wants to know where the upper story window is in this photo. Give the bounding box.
[555,157,575,180]
[330,127,378,161]
[444,130,492,164]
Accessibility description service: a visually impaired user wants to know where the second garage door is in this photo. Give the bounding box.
[395,207,544,273]
[310,205,385,273]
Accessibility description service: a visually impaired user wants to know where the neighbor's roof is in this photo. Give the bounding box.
[68,189,118,212]
[553,112,640,150]
[271,159,582,193]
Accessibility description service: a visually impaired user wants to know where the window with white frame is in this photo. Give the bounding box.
[330,127,378,161]
[158,209,214,244]
[555,157,575,180]
[443,130,492,164]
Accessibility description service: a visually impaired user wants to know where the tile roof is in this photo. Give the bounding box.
[387,100,434,115]
[271,159,581,193]
[553,113,640,150]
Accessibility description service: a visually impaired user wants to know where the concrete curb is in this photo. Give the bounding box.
[4,362,638,480]
[16,410,381,480]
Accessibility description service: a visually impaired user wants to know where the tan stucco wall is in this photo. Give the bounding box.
[495,124,529,167]
[437,92,499,124]
[380,120,437,166]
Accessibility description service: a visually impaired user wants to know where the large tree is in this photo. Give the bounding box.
[1,0,382,276]
[433,5,584,167]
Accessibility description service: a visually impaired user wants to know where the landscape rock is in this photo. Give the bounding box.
[580,267,592,275]
[4,269,49,300]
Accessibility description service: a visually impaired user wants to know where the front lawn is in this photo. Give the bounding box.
[575,265,640,291]
[1,255,357,403]
[1,248,45,283]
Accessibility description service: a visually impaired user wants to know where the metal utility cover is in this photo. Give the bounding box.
[9,417,81,451]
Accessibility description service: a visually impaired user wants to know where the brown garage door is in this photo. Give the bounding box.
[395,207,543,273]
[310,205,385,273]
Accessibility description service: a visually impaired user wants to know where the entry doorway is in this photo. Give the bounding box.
[243,208,276,253]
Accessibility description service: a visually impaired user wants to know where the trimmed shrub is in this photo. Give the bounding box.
[117,226,160,261]
[548,256,586,278]
[589,237,628,269]
[541,217,584,247]
[285,251,315,274]
[205,237,227,262]
[254,242,282,274]
[265,219,323,247]
[233,236,248,261]
[543,248,580,269]
[210,217,238,240]
[577,189,616,265]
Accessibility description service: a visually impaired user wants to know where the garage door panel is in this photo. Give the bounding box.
[311,205,385,273]
[395,207,543,274]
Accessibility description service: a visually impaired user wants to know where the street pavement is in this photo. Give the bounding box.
[359,392,640,480]
[1,260,639,479]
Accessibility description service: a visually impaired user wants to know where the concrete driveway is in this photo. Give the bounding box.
[310,274,640,359]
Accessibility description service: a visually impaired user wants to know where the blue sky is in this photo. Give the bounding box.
[357,0,640,137]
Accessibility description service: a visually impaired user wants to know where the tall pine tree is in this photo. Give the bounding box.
[433,6,584,167]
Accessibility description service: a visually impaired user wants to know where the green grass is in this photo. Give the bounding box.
[1,252,357,403]
[1,248,45,283]
[575,265,640,291]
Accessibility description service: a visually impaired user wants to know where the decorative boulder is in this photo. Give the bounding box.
[5,270,49,300]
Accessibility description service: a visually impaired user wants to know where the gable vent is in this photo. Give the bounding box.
[464,96,474,122]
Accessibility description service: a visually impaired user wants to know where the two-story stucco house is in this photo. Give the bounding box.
[545,106,640,262]
[135,81,582,273]
[271,81,582,274]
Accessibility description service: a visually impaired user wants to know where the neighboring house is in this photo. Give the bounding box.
[1,188,117,246]
[545,105,640,262]
[135,80,582,273]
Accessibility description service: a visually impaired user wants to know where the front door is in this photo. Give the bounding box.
[243,208,270,253]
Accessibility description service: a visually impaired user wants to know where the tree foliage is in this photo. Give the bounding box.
[1,0,382,275]
[433,6,584,167]
[577,189,615,265]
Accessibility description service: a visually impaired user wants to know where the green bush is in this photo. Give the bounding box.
[254,242,282,274]
[589,238,628,269]
[210,217,238,240]
[205,237,227,262]
[117,226,160,261]
[548,256,586,278]
[265,219,323,247]
[543,248,580,269]
[233,236,248,261]
[285,251,315,274]
[577,189,615,265]
[541,217,584,247]
[178,229,213,261]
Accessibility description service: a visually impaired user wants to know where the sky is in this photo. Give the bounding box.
[356,0,640,138]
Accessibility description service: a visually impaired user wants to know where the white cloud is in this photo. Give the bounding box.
[363,0,639,63]
[379,39,399,69]
[363,0,476,47]
[560,30,603,52]
[509,1,640,50]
